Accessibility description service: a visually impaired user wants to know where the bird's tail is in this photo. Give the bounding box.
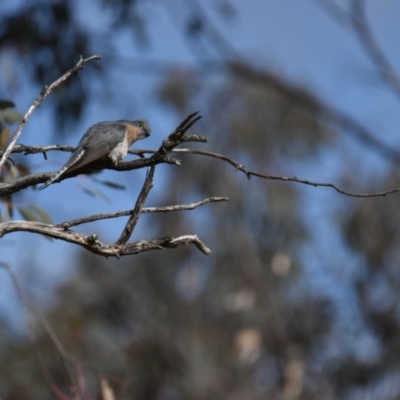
[38,165,70,191]
[38,148,85,190]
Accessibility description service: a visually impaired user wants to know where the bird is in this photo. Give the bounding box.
[39,119,151,190]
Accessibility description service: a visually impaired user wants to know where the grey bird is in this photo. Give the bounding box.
[39,119,151,190]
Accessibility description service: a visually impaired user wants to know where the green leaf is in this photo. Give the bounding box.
[91,176,126,190]
[101,180,125,189]
[81,184,110,203]
[29,205,53,224]
[18,205,53,224]
[0,108,24,124]
[17,205,53,241]
[0,126,10,150]
[7,200,13,219]
[18,206,37,221]
[82,187,110,202]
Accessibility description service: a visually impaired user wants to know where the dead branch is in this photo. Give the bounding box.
[0,112,217,256]
[169,149,400,198]
[0,221,211,257]
[57,197,229,229]
[115,165,155,247]
[4,143,400,198]
[0,113,205,197]
[0,55,101,172]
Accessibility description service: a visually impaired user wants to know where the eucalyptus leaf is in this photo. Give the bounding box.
[0,126,10,150]
[18,206,37,222]
[0,100,15,110]
[17,205,53,241]
[6,201,13,219]
[0,108,24,124]
[91,176,126,190]
[82,185,111,203]
[30,204,53,224]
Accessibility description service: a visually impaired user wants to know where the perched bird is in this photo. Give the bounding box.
[39,119,151,190]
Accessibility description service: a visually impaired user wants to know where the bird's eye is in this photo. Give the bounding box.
[138,122,143,128]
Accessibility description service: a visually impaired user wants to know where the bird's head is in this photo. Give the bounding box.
[121,119,151,145]
[133,119,151,139]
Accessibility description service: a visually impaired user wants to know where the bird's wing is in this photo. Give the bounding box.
[38,122,127,190]
[65,122,127,172]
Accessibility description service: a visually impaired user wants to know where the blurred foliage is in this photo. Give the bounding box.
[0,0,148,133]
[0,100,52,223]
[0,2,95,130]
[334,171,400,394]
[0,0,233,135]
[1,1,400,400]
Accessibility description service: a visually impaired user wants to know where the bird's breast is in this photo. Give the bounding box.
[108,137,129,163]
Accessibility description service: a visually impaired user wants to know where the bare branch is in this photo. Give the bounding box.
[0,157,154,197]
[5,143,400,198]
[173,148,400,198]
[133,148,400,198]
[57,196,229,229]
[350,0,400,100]
[8,144,75,157]
[0,221,211,257]
[115,165,156,247]
[169,235,211,255]
[3,130,207,157]
[0,112,203,196]
[0,55,101,172]
[152,111,202,160]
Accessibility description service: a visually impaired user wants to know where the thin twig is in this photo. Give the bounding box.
[152,111,202,160]
[7,144,76,156]
[0,112,204,196]
[3,130,207,157]
[350,0,400,100]
[0,154,154,197]
[1,263,79,364]
[0,263,75,399]
[130,148,400,198]
[57,196,229,229]
[115,166,155,247]
[170,234,211,255]
[4,144,400,198]
[0,55,101,172]
[174,148,400,198]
